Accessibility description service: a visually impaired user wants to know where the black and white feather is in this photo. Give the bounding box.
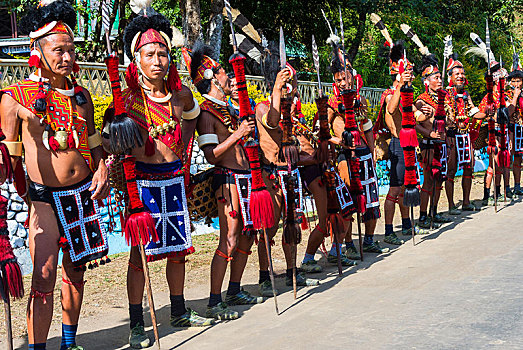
[230,34,262,64]
[443,35,453,59]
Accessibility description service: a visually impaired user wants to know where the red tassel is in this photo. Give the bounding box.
[28,51,40,68]
[166,63,182,92]
[0,143,13,181]
[49,136,60,151]
[125,62,139,90]
[106,55,127,116]
[73,62,80,73]
[229,53,254,118]
[399,127,418,148]
[124,211,158,246]
[328,213,345,237]
[434,119,445,133]
[356,194,366,214]
[67,133,75,149]
[250,189,275,230]
[144,135,155,156]
[498,149,510,168]
[121,156,158,246]
[300,213,308,230]
[350,130,361,147]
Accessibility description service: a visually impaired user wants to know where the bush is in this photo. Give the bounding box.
[92,95,112,130]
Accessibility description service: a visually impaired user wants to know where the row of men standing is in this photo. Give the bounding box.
[1,2,522,349]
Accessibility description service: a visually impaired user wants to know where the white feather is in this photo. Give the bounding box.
[464,46,488,62]
[327,34,340,46]
[400,24,410,35]
[470,33,486,51]
[370,13,381,26]
[443,35,453,59]
[39,0,58,7]
[172,26,184,48]
[130,0,153,15]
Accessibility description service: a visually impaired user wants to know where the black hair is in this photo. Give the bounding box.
[190,41,218,95]
[389,40,405,64]
[19,0,76,37]
[330,51,352,76]
[123,14,173,60]
[390,74,397,83]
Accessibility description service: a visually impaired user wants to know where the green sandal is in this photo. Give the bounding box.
[384,232,404,245]
[170,308,215,327]
[345,245,361,260]
[225,289,264,305]
[206,302,239,320]
[286,272,319,286]
[259,280,278,297]
[362,241,390,253]
[433,213,452,223]
[461,203,476,211]
[129,324,150,349]
[327,253,358,266]
[448,206,462,215]
[300,259,323,273]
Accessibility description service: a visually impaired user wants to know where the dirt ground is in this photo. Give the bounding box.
[1,171,511,339]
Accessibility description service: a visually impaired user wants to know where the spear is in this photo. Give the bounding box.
[225,0,279,312]
[102,1,160,347]
[485,18,498,212]
[339,6,365,261]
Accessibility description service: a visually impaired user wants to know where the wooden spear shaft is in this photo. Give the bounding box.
[138,241,160,349]
[262,228,279,315]
[4,296,13,350]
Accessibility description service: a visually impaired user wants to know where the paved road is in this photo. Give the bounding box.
[6,200,523,349]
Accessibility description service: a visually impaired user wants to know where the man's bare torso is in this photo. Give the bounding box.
[0,91,91,187]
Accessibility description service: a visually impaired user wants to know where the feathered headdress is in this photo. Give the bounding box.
[185,41,221,90]
[123,0,182,91]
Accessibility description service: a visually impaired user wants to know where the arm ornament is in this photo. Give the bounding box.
[468,106,480,118]
[361,119,373,132]
[261,112,278,130]
[88,130,103,149]
[1,141,22,157]
[182,98,201,120]
[198,134,219,148]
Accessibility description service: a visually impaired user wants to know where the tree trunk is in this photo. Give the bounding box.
[348,10,367,62]
[181,0,201,48]
[206,0,223,61]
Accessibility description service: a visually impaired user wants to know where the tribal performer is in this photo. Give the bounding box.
[373,41,425,240]
[102,11,215,348]
[255,62,325,296]
[478,62,513,204]
[227,72,257,118]
[327,50,385,258]
[0,1,110,348]
[414,54,452,228]
[188,42,263,320]
[507,57,523,196]
[444,49,483,212]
